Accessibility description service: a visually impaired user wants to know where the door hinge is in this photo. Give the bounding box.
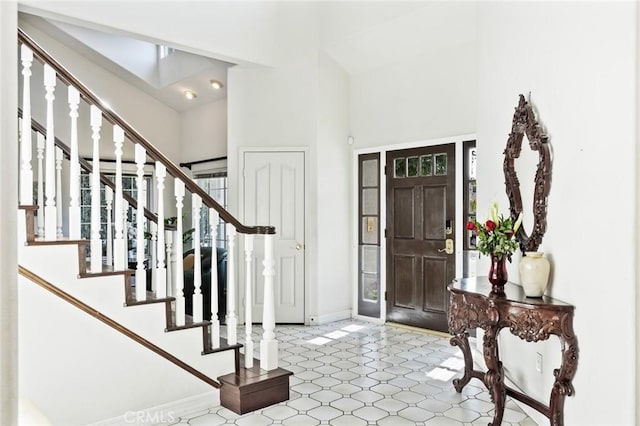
[384,291,387,301]
[384,228,387,238]
[384,165,387,175]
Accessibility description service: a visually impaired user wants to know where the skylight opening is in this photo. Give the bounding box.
[157,45,175,60]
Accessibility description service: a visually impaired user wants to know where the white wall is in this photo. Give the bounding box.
[316,52,351,320]
[477,2,636,425]
[0,2,19,425]
[350,40,477,148]
[18,276,213,425]
[229,49,353,323]
[228,51,319,321]
[180,98,227,164]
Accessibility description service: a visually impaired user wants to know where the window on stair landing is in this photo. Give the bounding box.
[80,172,153,261]
[194,172,228,249]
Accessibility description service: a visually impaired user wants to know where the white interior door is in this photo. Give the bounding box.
[243,151,305,323]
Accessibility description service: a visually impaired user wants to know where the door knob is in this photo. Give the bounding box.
[295,243,303,251]
[438,239,454,255]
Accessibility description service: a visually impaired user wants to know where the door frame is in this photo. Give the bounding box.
[238,146,309,324]
[351,134,475,324]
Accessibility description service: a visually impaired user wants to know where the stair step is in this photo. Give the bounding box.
[26,237,88,246]
[125,292,174,307]
[218,360,293,415]
[79,264,134,278]
[166,318,211,332]
[202,337,243,355]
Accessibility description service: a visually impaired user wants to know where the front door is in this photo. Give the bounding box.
[386,144,455,332]
[243,151,305,323]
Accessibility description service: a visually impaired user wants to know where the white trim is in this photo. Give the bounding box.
[88,391,219,426]
[237,146,308,324]
[308,309,352,325]
[352,133,476,323]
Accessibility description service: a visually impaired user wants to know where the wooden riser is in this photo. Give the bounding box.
[218,364,293,414]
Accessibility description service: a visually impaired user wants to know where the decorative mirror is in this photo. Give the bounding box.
[503,94,552,253]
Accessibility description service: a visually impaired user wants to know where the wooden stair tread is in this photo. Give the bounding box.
[166,317,211,332]
[79,264,134,278]
[125,291,174,306]
[203,337,243,355]
[27,237,88,246]
[218,364,292,387]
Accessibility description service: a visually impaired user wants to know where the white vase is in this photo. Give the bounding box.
[519,251,550,297]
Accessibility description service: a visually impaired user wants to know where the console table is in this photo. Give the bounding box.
[447,277,578,426]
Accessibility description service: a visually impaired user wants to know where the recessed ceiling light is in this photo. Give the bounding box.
[210,80,224,90]
[184,90,197,100]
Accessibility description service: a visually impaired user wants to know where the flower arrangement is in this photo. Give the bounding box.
[466,202,523,261]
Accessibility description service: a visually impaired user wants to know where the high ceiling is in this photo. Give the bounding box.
[18,1,476,113]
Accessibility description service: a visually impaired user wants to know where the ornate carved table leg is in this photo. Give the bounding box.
[549,313,579,426]
[483,326,505,426]
[450,332,473,392]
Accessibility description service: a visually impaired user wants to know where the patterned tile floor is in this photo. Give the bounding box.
[172,320,536,425]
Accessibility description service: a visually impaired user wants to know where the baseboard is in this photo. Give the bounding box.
[308,309,351,325]
[89,391,219,426]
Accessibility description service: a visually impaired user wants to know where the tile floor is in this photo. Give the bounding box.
[172,320,536,425]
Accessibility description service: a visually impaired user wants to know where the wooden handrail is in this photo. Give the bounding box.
[18,108,162,225]
[18,264,221,388]
[18,28,275,235]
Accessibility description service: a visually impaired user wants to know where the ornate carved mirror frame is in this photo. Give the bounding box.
[503,94,552,253]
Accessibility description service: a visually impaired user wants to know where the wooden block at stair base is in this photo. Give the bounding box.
[218,367,292,415]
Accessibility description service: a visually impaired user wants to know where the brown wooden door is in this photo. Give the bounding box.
[386,144,455,332]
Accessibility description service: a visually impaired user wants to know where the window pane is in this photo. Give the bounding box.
[394,158,406,178]
[362,159,378,187]
[407,156,419,177]
[362,274,379,302]
[361,246,379,274]
[435,153,448,175]
[361,188,378,216]
[420,155,433,176]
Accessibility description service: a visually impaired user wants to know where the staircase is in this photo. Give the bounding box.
[16,28,291,423]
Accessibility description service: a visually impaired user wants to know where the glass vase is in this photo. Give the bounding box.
[488,254,508,296]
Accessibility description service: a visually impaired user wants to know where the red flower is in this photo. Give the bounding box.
[485,220,496,231]
[466,221,477,231]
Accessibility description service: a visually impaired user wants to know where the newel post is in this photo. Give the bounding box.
[226,224,238,345]
[260,233,278,371]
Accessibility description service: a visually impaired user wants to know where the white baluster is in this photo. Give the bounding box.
[36,133,44,238]
[44,65,57,241]
[244,234,255,368]
[20,45,33,205]
[174,180,185,326]
[209,209,220,348]
[149,221,158,294]
[68,86,81,239]
[89,106,103,271]
[105,186,113,266]
[112,125,125,269]
[135,144,147,301]
[226,224,237,345]
[165,230,174,298]
[123,199,130,268]
[155,162,167,298]
[55,147,63,238]
[260,233,278,370]
[192,194,203,322]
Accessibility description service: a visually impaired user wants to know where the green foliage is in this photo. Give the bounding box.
[467,202,522,261]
